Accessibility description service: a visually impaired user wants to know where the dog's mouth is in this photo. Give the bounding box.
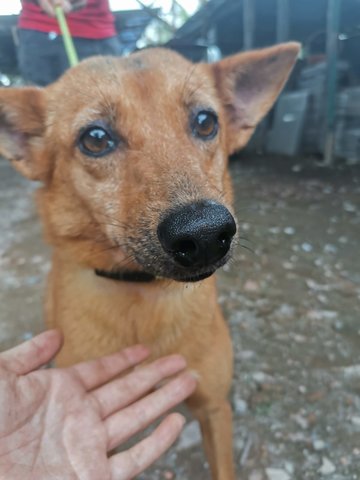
[95,268,156,283]
[95,267,216,284]
[177,270,215,282]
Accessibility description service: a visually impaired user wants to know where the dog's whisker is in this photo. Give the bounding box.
[237,236,253,243]
[181,64,199,101]
[235,243,256,256]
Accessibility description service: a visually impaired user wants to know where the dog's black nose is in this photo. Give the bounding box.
[157,200,236,268]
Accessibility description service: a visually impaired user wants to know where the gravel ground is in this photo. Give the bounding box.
[0,153,359,480]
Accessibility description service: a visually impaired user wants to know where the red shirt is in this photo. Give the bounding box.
[19,0,117,39]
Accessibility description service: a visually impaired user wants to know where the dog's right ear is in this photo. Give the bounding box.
[0,87,49,181]
[211,43,300,154]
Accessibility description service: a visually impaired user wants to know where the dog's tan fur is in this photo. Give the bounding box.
[0,43,299,479]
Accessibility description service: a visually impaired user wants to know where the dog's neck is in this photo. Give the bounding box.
[95,269,156,283]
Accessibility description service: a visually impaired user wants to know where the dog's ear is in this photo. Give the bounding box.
[211,42,300,154]
[0,87,48,181]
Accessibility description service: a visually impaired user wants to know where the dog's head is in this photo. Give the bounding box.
[0,44,299,282]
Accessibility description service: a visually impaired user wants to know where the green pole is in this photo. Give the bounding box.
[55,5,79,67]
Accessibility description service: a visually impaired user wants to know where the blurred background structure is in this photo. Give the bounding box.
[1,0,360,164]
[167,0,360,165]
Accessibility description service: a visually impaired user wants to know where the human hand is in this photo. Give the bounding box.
[38,0,87,17]
[0,330,196,479]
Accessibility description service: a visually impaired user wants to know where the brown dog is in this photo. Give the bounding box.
[0,43,299,479]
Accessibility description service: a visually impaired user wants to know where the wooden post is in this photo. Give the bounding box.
[276,0,289,43]
[324,0,341,165]
[243,0,255,50]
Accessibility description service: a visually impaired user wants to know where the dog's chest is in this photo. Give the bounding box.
[50,266,213,365]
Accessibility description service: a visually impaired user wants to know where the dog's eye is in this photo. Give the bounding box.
[79,127,116,157]
[192,110,218,140]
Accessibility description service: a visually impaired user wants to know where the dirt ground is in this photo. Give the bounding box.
[0,153,359,480]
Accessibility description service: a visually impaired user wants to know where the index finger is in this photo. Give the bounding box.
[68,345,150,390]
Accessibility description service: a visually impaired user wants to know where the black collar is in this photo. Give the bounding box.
[95,269,156,283]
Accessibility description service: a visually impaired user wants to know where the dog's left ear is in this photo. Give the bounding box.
[211,42,300,154]
[0,87,48,181]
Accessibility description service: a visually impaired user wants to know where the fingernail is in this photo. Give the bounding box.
[188,369,201,381]
[129,344,151,358]
[170,354,187,369]
[176,413,186,428]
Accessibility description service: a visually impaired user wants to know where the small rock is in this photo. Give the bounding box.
[233,398,248,415]
[249,471,264,480]
[319,457,336,475]
[273,304,295,321]
[265,467,290,480]
[252,371,273,384]
[282,261,294,270]
[284,226,295,235]
[288,431,309,443]
[244,280,260,292]
[239,350,256,361]
[317,294,328,304]
[284,462,295,474]
[324,243,338,254]
[307,309,338,321]
[292,164,302,172]
[340,365,360,379]
[292,333,306,343]
[343,201,356,213]
[314,257,325,267]
[176,420,201,451]
[332,320,344,331]
[31,254,44,264]
[24,275,41,286]
[313,439,326,451]
[301,242,313,253]
[306,279,331,292]
[291,413,309,429]
[350,416,360,427]
[298,385,307,394]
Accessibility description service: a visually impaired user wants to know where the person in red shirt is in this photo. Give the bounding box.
[18,0,122,85]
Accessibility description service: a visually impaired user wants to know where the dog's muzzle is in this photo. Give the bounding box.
[157,200,236,270]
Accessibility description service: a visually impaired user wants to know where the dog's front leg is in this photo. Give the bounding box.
[191,399,235,480]
[185,312,235,480]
